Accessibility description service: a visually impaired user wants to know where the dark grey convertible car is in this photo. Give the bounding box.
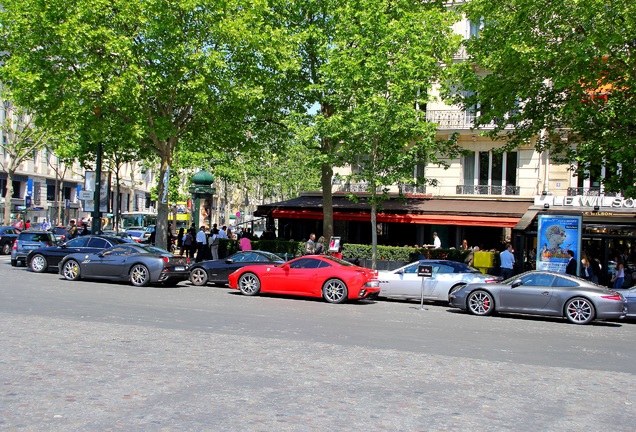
[449,271,627,325]
[59,243,190,287]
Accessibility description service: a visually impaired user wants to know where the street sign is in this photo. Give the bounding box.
[417,265,433,277]
[79,190,93,200]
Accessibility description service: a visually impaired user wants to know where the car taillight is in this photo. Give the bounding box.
[162,256,169,264]
[601,294,624,301]
[12,240,17,250]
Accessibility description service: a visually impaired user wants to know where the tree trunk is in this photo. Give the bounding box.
[3,171,14,225]
[321,161,333,243]
[154,138,175,251]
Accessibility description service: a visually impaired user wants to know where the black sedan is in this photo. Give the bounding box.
[27,235,130,273]
[189,250,286,286]
[0,226,20,255]
[59,243,190,287]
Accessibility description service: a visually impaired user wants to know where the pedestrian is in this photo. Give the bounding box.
[315,236,325,254]
[25,219,31,229]
[195,226,207,262]
[13,214,24,230]
[499,243,515,279]
[239,232,252,251]
[182,228,194,258]
[305,233,316,255]
[41,218,51,231]
[433,232,441,249]
[565,250,577,276]
[80,222,90,236]
[611,257,625,288]
[461,239,469,251]
[177,228,185,255]
[209,227,220,260]
[581,257,597,282]
[68,219,78,239]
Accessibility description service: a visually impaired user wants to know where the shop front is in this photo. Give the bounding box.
[513,195,636,286]
[255,193,532,251]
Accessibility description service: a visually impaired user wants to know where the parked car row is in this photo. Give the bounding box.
[4,236,634,323]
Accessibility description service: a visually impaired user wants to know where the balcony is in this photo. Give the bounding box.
[567,187,619,197]
[400,184,427,194]
[426,110,477,130]
[456,184,520,196]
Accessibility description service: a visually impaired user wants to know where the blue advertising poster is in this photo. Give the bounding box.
[536,214,582,273]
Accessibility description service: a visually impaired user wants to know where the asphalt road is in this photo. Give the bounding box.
[1,255,635,431]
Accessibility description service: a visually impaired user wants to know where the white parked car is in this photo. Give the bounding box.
[378,259,502,303]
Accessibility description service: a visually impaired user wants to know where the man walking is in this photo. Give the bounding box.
[500,243,515,280]
[305,233,316,255]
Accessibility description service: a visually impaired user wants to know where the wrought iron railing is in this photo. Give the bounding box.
[426,110,477,129]
[456,184,520,196]
[567,187,619,197]
[400,184,427,194]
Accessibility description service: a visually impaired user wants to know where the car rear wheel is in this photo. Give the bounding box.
[30,254,48,273]
[130,264,151,287]
[565,297,595,325]
[238,272,261,296]
[2,242,10,255]
[62,260,81,281]
[322,278,348,304]
[190,268,209,286]
[467,290,495,316]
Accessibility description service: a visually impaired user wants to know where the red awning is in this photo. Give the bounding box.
[271,209,520,228]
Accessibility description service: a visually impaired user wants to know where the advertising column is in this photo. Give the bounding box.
[536,214,582,274]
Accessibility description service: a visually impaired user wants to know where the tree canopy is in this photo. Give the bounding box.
[449,0,636,195]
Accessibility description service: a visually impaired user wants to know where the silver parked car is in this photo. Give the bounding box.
[623,287,636,319]
[449,271,627,325]
[378,259,501,303]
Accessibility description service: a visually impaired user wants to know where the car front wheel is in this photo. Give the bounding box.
[467,290,495,316]
[565,297,595,325]
[238,272,261,296]
[190,267,209,286]
[30,254,48,273]
[62,260,81,281]
[322,278,348,304]
[130,264,151,287]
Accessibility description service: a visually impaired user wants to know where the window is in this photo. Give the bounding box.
[553,276,579,288]
[462,150,518,194]
[289,258,322,269]
[66,237,89,247]
[87,238,109,249]
[47,185,55,201]
[519,273,555,287]
[12,181,21,198]
[0,179,6,197]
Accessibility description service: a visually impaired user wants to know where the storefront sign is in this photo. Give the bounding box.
[536,214,582,274]
[535,195,636,209]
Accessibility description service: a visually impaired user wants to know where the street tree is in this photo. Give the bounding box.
[448,0,636,196]
[0,0,286,249]
[321,0,462,267]
[0,93,48,225]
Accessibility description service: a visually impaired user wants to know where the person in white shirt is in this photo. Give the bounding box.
[195,226,207,262]
[433,232,441,249]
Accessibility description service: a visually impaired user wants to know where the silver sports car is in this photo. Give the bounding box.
[378,260,502,303]
[623,287,636,319]
[58,243,190,287]
[449,270,627,324]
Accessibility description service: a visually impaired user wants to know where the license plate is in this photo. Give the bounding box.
[174,266,185,271]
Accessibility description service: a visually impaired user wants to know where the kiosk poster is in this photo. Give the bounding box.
[536,214,582,273]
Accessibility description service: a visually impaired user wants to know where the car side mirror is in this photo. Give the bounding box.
[396,269,404,274]
[225,258,233,264]
[511,279,523,288]
[281,263,290,270]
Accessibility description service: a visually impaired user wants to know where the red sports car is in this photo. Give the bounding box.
[227,255,380,303]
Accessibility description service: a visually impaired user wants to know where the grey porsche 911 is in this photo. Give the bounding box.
[449,270,627,325]
[59,243,190,287]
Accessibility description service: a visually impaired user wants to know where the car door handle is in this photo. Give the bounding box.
[542,291,550,295]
